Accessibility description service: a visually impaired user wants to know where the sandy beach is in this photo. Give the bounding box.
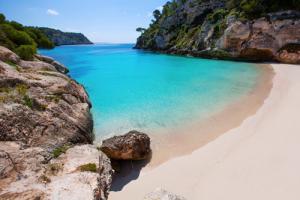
[109,63,300,200]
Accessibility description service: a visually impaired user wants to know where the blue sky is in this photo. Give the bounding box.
[0,0,167,43]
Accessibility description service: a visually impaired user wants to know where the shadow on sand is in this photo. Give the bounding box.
[110,154,152,191]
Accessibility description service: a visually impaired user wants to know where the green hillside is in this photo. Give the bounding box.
[0,13,54,60]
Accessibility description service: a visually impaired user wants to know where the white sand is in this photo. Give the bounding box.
[109,64,300,200]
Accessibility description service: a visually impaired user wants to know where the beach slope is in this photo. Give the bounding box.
[109,64,300,200]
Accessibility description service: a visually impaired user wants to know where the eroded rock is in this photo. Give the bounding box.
[35,54,69,74]
[100,130,151,160]
[0,46,96,199]
[46,145,113,200]
[0,46,93,149]
[0,46,20,64]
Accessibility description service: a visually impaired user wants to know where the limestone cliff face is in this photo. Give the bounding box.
[0,46,94,148]
[135,0,300,64]
[0,46,105,199]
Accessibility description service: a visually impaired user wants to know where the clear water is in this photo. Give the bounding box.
[39,44,260,140]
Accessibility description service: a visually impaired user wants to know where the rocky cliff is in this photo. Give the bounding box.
[0,46,113,200]
[135,0,300,64]
[39,27,93,46]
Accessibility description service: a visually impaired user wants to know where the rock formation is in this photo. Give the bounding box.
[0,46,113,199]
[135,0,300,64]
[100,130,151,160]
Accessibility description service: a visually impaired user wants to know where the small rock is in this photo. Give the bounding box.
[144,188,186,200]
[100,130,151,160]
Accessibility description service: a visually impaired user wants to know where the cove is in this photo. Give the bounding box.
[39,44,260,141]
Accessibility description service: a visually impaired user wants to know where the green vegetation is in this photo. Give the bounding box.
[15,45,37,61]
[207,9,229,23]
[52,144,71,158]
[226,0,300,19]
[212,19,227,39]
[136,27,146,33]
[175,26,201,49]
[38,27,92,46]
[0,83,48,110]
[0,13,54,60]
[79,163,97,173]
[46,95,61,103]
[5,61,21,71]
[0,86,11,93]
[136,0,300,51]
[16,84,28,96]
[23,95,34,108]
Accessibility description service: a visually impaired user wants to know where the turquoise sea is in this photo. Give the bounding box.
[40,44,260,140]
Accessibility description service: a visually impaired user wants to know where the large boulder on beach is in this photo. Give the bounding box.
[100,130,151,160]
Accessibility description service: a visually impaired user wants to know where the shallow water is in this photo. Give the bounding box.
[40,44,260,140]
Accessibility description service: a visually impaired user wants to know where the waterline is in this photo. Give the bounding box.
[40,44,261,141]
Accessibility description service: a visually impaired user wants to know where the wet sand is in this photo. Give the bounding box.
[148,64,274,167]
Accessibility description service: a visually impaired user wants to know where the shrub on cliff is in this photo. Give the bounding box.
[0,13,54,60]
[227,0,300,18]
[15,45,37,60]
[25,27,55,49]
[0,14,5,24]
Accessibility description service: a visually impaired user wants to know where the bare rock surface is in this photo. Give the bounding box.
[0,46,93,149]
[0,144,113,200]
[0,46,108,199]
[35,54,69,74]
[46,145,113,200]
[0,46,20,64]
[144,188,187,200]
[100,130,151,160]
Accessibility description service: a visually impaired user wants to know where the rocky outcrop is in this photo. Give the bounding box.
[39,27,93,46]
[0,144,113,200]
[100,130,151,160]
[94,153,114,200]
[46,145,113,200]
[0,46,93,148]
[144,188,186,200]
[0,46,20,64]
[0,46,99,199]
[35,54,69,74]
[136,0,300,64]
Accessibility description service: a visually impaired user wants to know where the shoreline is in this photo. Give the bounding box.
[109,63,300,200]
[146,64,274,167]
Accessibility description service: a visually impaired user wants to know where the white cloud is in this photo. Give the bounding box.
[47,9,59,16]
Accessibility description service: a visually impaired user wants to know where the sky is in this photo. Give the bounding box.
[0,0,167,43]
